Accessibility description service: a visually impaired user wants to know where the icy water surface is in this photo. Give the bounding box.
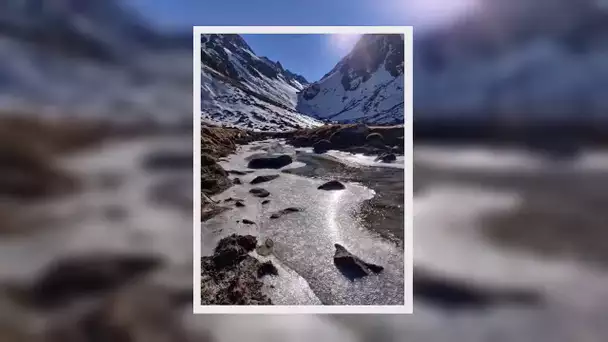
[202,140,405,305]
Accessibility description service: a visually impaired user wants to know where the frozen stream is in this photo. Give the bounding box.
[202,140,406,305]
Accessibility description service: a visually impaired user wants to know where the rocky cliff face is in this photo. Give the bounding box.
[200,34,322,131]
[297,34,405,125]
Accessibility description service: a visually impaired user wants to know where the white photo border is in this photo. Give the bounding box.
[194,26,414,314]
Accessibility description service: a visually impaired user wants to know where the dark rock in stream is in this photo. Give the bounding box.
[250,175,280,184]
[318,180,346,191]
[242,219,256,225]
[333,244,384,281]
[261,199,270,205]
[201,234,272,305]
[227,170,254,176]
[232,177,242,185]
[270,207,303,219]
[250,188,270,198]
[313,139,332,154]
[376,153,397,163]
[247,155,293,169]
[235,200,246,207]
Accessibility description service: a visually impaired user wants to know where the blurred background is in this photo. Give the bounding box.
[1,0,608,341]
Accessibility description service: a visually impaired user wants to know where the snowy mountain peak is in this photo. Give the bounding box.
[297,34,405,124]
[201,34,321,131]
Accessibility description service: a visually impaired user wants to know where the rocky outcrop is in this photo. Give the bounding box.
[250,174,280,184]
[269,207,303,219]
[201,234,276,305]
[249,188,270,198]
[247,155,293,169]
[333,244,384,280]
[318,180,346,191]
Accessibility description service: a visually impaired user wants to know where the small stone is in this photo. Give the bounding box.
[250,188,270,198]
[242,219,255,225]
[250,175,280,184]
[318,180,345,191]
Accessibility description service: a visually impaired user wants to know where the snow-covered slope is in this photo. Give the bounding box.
[414,0,608,119]
[0,0,192,124]
[200,34,323,131]
[296,34,405,124]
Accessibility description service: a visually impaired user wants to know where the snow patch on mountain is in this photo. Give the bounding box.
[296,34,405,124]
[200,34,322,131]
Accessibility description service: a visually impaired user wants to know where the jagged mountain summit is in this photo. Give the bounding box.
[296,34,405,125]
[200,34,322,131]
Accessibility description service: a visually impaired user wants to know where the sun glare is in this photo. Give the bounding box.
[403,0,481,27]
[328,34,362,56]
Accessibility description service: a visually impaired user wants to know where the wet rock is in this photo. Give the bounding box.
[318,180,345,191]
[223,197,243,203]
[249,188,270,198]
[242,219,256,225]
[235,201,245,207]
[227,170,254,176]
[377,153,397,163]
[211,234,257,268]
[24,253,162,308]
[270,207,303,219]
[247,155,293,169]
[257,261,279,278]
[313,139,332,154]
[232,177,242,185]
[256,238,274,256]
[261,199,270,205]
[250,174,280,184]
[333,244,383,280]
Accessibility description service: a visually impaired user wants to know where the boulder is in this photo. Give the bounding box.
[241,219,256,225]
[212,234,257,268]
[377,153,397,163]
[333,244,383,280]
[232,177,242,185]
[250,175,280,184]
[328,124,370,149]
[235,200,245,207]
[270,207,303,219]
[247,155,293,169]
[249,188,270,198]
[318,180,345,191]
[261,199,270,205]
[313,139,332,154]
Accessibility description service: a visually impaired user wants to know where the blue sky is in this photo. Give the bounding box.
[240,34,361,82]
[128,0,476,81]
